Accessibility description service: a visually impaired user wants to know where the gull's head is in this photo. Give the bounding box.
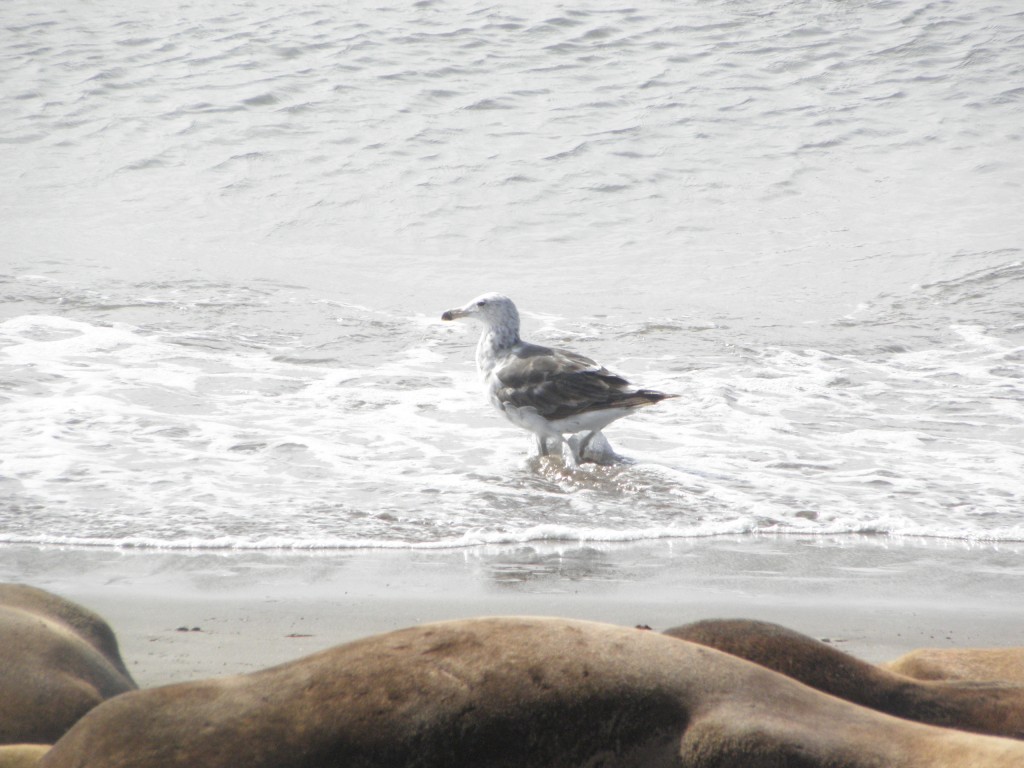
[441,293,520,333]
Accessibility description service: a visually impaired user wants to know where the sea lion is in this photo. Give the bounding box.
[0,745,49,768]
[42,617,1024,768]
[663,618,1024,739]
[0,584,137,744]
[885,648,1024,685]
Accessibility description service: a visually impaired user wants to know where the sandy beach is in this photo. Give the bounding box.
[2,535,1021,689]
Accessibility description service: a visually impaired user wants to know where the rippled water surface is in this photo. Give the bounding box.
[2,0,1022,548]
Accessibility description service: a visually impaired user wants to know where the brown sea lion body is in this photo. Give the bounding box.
[663,618,1024,739]
[42,617,1024,768]
[0,745,49,768]
[885,648,1024,684]
[0,584,137,744]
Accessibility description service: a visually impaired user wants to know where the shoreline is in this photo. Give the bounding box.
[2,535,1022,688]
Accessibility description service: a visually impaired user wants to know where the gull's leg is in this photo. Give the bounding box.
[521,411,565,460]
[577,431,597,455]
[568,431,598,463]
[534,434,564,457]
[562,435,581,467]
[550,435,569,463]
[571,431,614,464]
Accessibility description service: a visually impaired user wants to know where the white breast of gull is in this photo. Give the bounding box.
[442,293,675,465]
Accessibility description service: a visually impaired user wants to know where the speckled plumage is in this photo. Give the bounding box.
[442,293,675,464]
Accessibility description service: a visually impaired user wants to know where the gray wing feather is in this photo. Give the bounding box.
[494,343,668,421]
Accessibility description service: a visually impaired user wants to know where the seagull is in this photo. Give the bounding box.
[441,293,676,464]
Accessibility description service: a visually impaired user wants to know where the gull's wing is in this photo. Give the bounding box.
[493,343,663,421]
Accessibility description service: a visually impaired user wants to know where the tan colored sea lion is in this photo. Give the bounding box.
[0,745,49,768]
[42,617,1024,768]
[663,618,1024,739]
[0,584,137,744]
[885,648,1024,685]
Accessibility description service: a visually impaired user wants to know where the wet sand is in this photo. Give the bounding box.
[2,536,1022,688]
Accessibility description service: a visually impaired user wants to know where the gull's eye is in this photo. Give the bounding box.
[476,300,486,307]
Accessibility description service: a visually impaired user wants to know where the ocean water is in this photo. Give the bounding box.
[2,0,1022,550]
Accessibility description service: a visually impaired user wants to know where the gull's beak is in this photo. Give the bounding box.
[441,307,468,321]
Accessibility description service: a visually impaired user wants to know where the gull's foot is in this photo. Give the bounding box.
[535,435,564,457]
[568,431,620,465]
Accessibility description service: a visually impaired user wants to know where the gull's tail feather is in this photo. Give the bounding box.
[625,389,677,408]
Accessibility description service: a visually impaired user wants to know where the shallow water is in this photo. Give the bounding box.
[1,0,1022,549]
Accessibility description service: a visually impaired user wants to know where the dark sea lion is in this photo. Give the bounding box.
[663,618,1024,739]
[0,584,137,744]
[42,617,1024,768]
[885,648,1024,685]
